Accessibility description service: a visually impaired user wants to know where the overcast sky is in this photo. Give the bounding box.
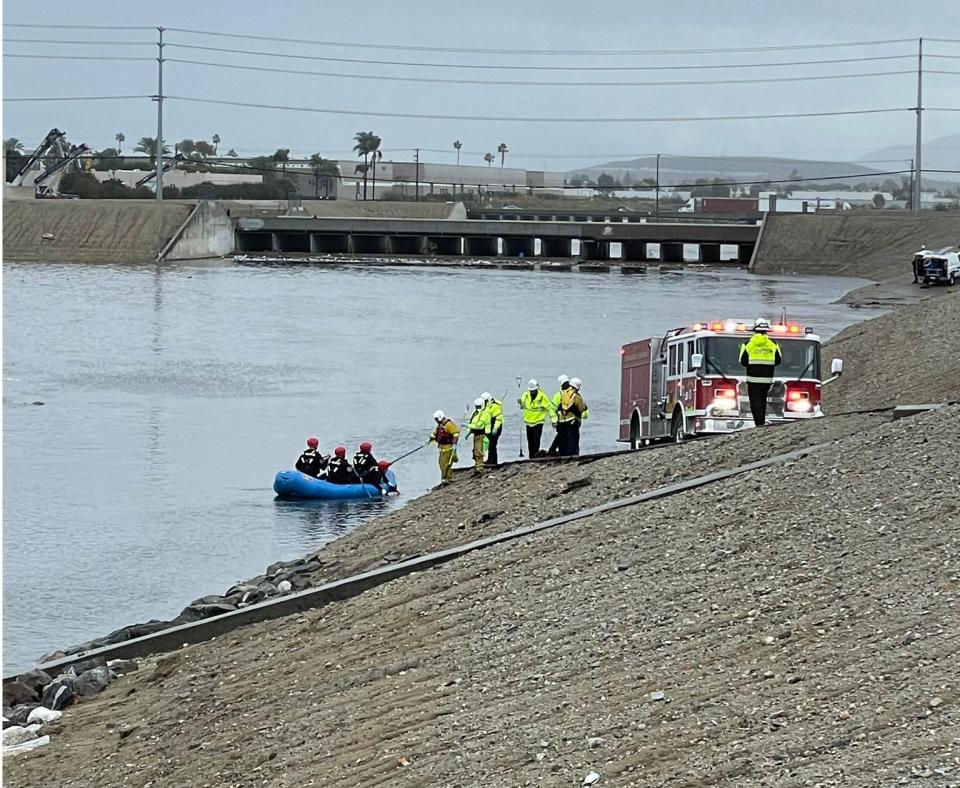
[2,0,958,170]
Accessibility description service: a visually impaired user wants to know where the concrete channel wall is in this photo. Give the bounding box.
[2,200,192,264]
[751,213,960,279]
[158,200,235,261]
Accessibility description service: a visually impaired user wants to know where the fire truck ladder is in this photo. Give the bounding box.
[34,144,91,197]
[136,153,185,188]
[9,128,66,186]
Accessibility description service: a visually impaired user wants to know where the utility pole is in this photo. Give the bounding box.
[154,26,165,202]
[913,37,923,215]
[908,157,915,211]
[414,147,420,202]
[655,153,661,220]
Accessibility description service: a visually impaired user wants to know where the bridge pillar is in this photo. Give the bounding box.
[464,236,499,256]
[660,242,684,263]
[581,240,612,261]
[621,240,649,262]
[271,232,282,253]
[503,236,536,257]
[700,243,722,263]
[737,243,755,265]
[540,237,573,257]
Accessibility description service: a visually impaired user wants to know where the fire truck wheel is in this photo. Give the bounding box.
[670,411,685,444]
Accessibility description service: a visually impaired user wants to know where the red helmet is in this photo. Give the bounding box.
[359,441,372,453]
[334,446,346,458]
[306,437,319,448]
[377,460,390,472]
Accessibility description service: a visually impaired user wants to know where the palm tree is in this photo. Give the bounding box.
[226,148,238,157]
[498,142,508,168]
[453,140,462,165]
[353,131,380,200]
[272,148,290,182]
[484,152,495,167]
[133,136,171,168]
[368,134,382,200]
[309,154,340,198]
[114,132,125,155]
[211,133,220,155]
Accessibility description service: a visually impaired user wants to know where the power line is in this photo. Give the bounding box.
[3,22,155,30]
[4,54,154,61]
[3,95,151,102]
[927,70,960,75]
[165,58,915,87]
[162,42,917,72]
[3,37,153,45]
[166,28,918,56]
[166,95,912,123]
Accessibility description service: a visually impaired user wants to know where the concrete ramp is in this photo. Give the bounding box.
[2,200,192,263]
[158,200,234,261]
[751,213,960,279]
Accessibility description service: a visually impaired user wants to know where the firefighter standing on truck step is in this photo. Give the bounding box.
[428,410,460,484]
[518,379,553,458]
[739,318,782,427]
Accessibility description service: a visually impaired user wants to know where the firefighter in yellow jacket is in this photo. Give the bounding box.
[557,377,588,456]
[428,410,461,483]
[466,398,490,474]
[480,391,504,466]
[518,379,553,458]
[739,318,782,427]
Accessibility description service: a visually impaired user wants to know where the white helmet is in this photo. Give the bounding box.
[481,391,492,402]
[433,410,445,421]
[570,377,582,390]
[557,374,569,385]
[474,397,484,408]
[754,318,771,333]
[528,379,538,390]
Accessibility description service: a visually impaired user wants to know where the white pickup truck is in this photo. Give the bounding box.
[913,247,960,286]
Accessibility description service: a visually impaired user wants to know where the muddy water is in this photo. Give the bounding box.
[2,260,879,671]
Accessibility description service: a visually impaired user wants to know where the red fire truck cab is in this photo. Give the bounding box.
[619,319,839,447]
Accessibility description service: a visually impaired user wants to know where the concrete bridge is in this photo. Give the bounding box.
[235,216,761,264]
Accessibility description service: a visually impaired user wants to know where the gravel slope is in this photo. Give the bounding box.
[7,407,958,787]
[822,290,960,414]
[6,292,960,787]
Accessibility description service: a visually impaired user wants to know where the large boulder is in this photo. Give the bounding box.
[3,681,38,708]
[2,725,37,747]
[5,704,40,726]
[41,678,74,710]
[17,669,52,697]
[74,666,112,697]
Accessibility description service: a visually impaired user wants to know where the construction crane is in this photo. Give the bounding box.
[34,144,91,198]
[10,128,66,186]
[136,153,185,188]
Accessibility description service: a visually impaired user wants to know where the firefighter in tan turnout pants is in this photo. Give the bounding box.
[739,318,783,427]
[428,410,461,483]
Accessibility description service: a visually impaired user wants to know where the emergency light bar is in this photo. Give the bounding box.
[691,320,806,334]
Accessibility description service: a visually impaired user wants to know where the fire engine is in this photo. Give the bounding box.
[618,319,844,447]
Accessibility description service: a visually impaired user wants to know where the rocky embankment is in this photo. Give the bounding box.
[6,292,960,786]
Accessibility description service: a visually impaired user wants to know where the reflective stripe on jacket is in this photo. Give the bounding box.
[519,389,553,426]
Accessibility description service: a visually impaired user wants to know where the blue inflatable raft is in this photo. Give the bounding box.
[273,469,396,501]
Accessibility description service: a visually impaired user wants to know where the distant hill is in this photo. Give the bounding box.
[570,135,960,187]
[858,132,960,174]
[569,155,886,187]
